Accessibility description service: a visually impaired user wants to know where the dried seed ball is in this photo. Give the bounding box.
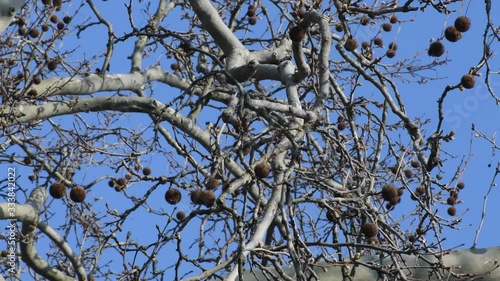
[42,0,51,5]
[404,169,413,178]
[63,16,72,24]
[47,60,58,71]
[28,174,36,181]
[108,179,115,187]
[428,41,445,57]
[52,0,62,6]
[23,156,32,165]
[289,25,306,42]
[450,190,459,199]
[248,16,257,25]
[41,24,49,32]
[170,63,179,71]
[381,185,398,201]
[461,74,475,89]
[361,41,370,49]
[388,42,398,51]
[344,38,358,51]
[408,234,417,243]
[29,28,40,38]
[190,189,203,205]
[444,26,462,42]
[389,196,400,206]
[446,197,456,205]
[454,16,471,33]
[436,174,443,180]
[142,167,152,176]
[457,182,465,189]
[176,211,186,221]
[360,16,369,26]
[374,37,383,47]
[386,49,396,58]
[205,177,220,190]
[390,166,398,174]
[17,18,26,26]
[70,186,86,203]
[33,76,41,85]
[242,145,251,156]
[410,160,421,168]
[361,223,378,237]
[335,24,343,32]
[201,190,216,207]
[337,121,347,130]
[117,178,126,187]
[18,27,27,36]
[415,186,425,195]
[1,250,8,257]
[49,182,66,199]
[165,188,182,205]
[57,22,65,30]
[254,162,271,179]
[114,185,123,192]
[247,7,256,17]
[382,22,392,32]
[28,89,38,96]
[296,8,305,18]
[50,14,58,23]
[447,206,457,216]
[326,208,341,223]
[125,173,133,180]
[389,15,398,24]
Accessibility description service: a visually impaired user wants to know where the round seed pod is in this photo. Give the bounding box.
[415,186,425,195]
[447,206,457,216]
[190,189,203,205]
[248,16,257,25]
[389,196,400,205]
[408,234,417,243]
[41,24,49,32]
[247,8,256,17]
[23,156,32,165]
[410,160,421,168]
[360,17,369,26]
[390,166,398,174]
[29,28,40,38]
[335,24,344,32]
[50,14,58,23]
[389,15,398,24]
[114,178,126,187]
[165,188,182,205]
[361,41,370,49]
[170,63,179,71]
[326,208,341,223]
[367,237,379,245]
[296,8,305,18]
[446,197,456,205]
[386,49,396,58]
[254,162,271,179]
[450,190,459,199]
[63,16,72,24]
[289,25,306,42]
[337,121,346,130]
[454,16,471,32]
[428,41,445,57]
[18,27,27,36]
[114,185,123,192]
[142,167,152,176]
[444,26,462,42]
[33,76,41,85]
[1,250,8,257]
[381,185,398,201]
[176,211,186,221]
[57,22,65,30]
[397,188,404,196]
[125,173,133,180]
[201,190,216,207]
[49,182,66,199]
[374,37,383,47]
[361,223,378,237]
[52,0,62,7]
[436,174,443,180]
[47,60,58,71]
[28,89,38,97]
[461,74,475,89]
[205,177,220,190]
[388,42,398,51]
[403,169,413,178]
[70,187,86,203]
[382,22,392,32]
[344,38,358,51]
[457,182,465,189]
